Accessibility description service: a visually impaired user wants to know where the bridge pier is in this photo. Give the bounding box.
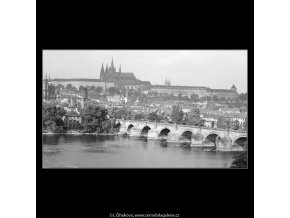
[216,137,233,151]
[147,130,160,139]
[191,133,204,146]
[119,126,129,134]
[166,132,180,143]
[129,128,142,137]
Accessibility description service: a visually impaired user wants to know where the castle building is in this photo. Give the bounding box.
[49,58,151,92]
[151,79,238,100]
[99,58,151,90]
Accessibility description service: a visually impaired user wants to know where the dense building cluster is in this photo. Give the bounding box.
[43,58,247,132]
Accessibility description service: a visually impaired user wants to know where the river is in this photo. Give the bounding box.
[42,134,239,168]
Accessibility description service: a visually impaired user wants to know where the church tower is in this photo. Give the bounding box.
[119,65,121,73]
[100,63,105,80]
[231,84,237,92]
[165,77,171,86]
[110,58,116,72]
[111,58,114,69]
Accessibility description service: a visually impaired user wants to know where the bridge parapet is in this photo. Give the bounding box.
[116,119,246,133]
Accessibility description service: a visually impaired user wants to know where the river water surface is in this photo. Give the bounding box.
[43,134,239,168]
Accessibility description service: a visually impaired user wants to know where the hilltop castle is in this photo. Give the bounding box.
[47,58,239,100]
[99,58,151,89]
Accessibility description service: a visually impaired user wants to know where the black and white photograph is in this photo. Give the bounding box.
[42,50,248,168]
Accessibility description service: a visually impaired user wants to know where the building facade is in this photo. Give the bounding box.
[150,80,238,100]
[50,78,115,92]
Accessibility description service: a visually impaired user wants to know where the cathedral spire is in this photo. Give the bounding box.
[119,65,121,73]
[100,63,104,73]
[111,58,114,68]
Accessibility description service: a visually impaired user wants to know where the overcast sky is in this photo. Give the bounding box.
[43,50,247,93]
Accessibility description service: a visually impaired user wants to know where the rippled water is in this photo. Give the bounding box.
[42,134,239,168]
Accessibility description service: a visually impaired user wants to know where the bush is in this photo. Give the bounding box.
[230,152,247,168]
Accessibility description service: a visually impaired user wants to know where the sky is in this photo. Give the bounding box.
[43,50,247,93]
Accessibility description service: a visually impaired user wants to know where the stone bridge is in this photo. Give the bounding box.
[115,119,247,151]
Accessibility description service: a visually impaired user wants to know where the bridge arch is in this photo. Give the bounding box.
[180,131,193,140]
[203,132,221,147]
[159,128,171,137]
[179,130,193,146]
[232,136,248,149]
[127,124,134,132]
[141,126,151,136]
[114,122,121,131]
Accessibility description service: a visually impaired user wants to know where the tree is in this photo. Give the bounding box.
[184,107,202,126]
[200,96,207,101]
[108,87,118,95]
[148,111,160,122]
[171,105,184,124]
[96,86,103,94]
[217,116,226,129]
[177,93,183,100]
[199,119,206,127]
[66,83,73,90]
[42,104,66,133]
[231,146,247,168]
[213,95,218,101]
[81,105,115,133]
[56,84,64,91]
[79,85,85,92]
[134,113,145,121]
[225,119,232,129]
[112,107,128,119]
[190,94,199,102]
[239,93,248,101]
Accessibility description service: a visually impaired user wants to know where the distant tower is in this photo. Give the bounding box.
[111,58,114,68]
[168,77,171,86]
[100,63,105,80]
[119,65,121,73]
[165,77,171,86]
[231,84,237,92]
[105,64,108,73]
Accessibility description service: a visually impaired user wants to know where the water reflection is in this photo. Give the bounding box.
[43,134,238,168]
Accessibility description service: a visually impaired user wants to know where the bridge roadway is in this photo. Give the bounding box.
[116,119,247,151]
